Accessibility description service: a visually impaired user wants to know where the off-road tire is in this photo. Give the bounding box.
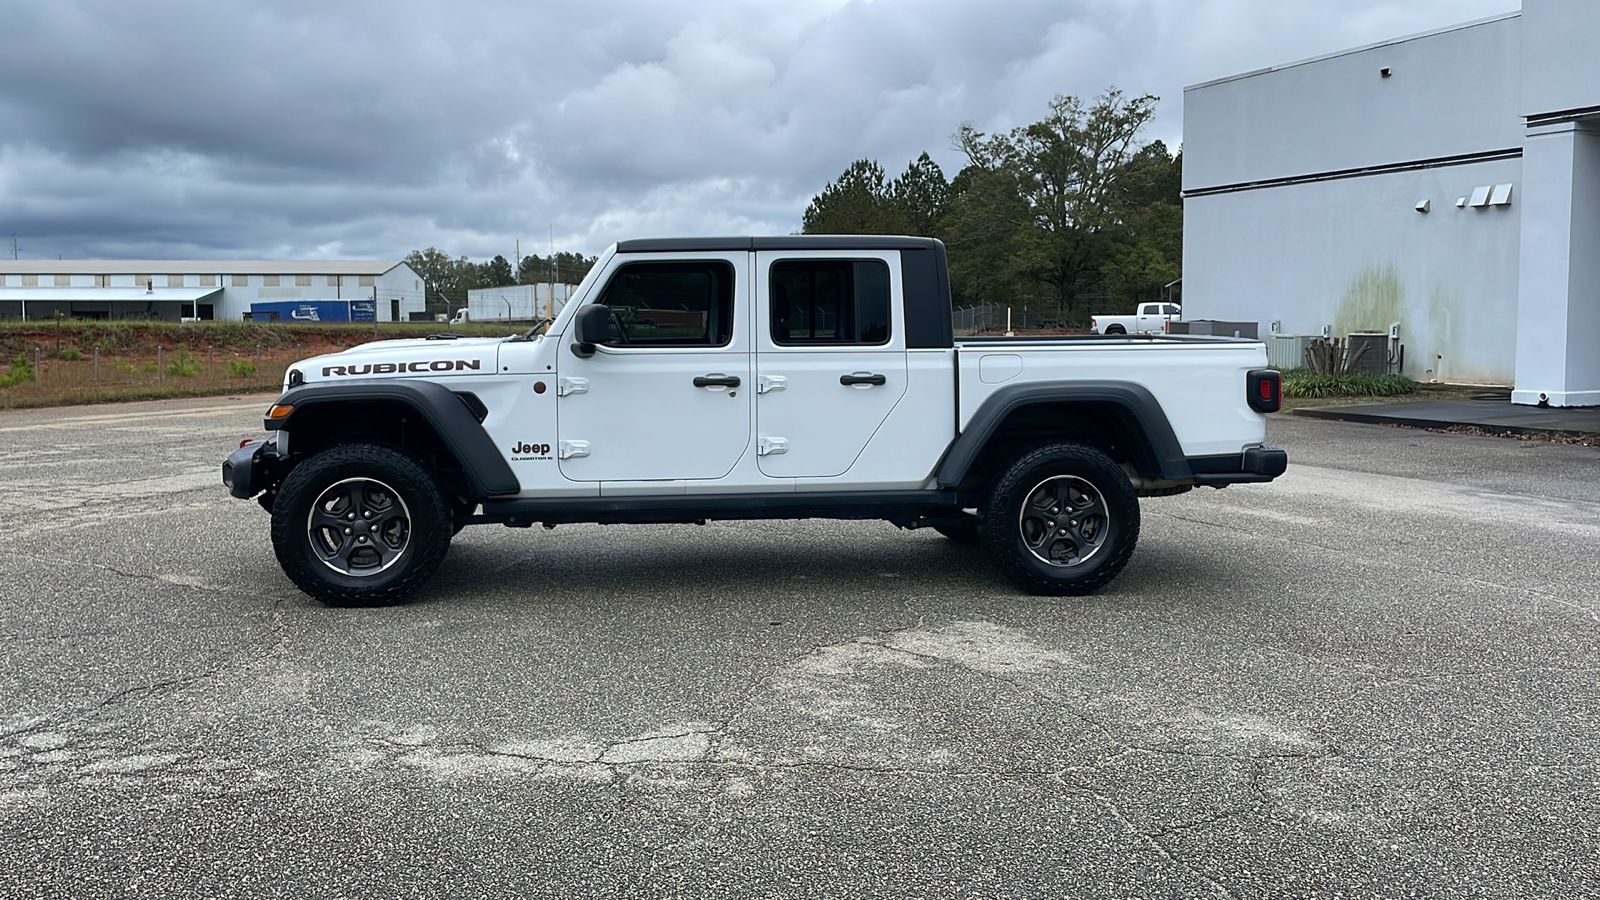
[271,443,452,607]
[979,442,1140,596]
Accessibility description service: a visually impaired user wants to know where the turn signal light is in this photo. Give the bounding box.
[267,404,294,420]
[1247,369,1281,413]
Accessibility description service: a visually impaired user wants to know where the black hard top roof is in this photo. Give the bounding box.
[615,235,944,253]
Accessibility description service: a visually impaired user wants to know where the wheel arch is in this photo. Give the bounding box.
[935,381,1191,491]
[267,380,519,500]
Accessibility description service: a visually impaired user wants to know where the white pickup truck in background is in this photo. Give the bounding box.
[1092,302,1182,335]
[224,237,1284,606]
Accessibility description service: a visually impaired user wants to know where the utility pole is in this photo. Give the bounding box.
[10,233,16,260]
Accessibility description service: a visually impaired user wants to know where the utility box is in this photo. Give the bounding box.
[1345,332,1391,374]
[1268,334,1314,369]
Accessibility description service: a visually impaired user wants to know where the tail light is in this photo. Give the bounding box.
[1248,369,1281,413]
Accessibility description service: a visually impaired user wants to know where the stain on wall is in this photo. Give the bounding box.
[1334,264,1404,338]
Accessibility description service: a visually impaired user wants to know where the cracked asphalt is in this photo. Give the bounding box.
[1,395,1597,898]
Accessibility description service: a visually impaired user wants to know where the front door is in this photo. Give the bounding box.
[754,250,907,479]
[557,254,751,482]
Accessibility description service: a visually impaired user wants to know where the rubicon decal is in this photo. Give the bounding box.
[321,360,483,376]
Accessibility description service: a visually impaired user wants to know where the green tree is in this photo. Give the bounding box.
[478,254,515,288]
[802,159,891,234]
[1101,142,1183,309]
[518,252,598,285]
[404,247,459,300]
[940,163,1044,312]
[949,88,1161,323]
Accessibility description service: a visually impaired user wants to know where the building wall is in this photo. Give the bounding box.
[1185,159,1523,384]
[1521,0,1600,118]
[1183,15,1526,385]
[1184,16,1522,191]
[0,264,425,322]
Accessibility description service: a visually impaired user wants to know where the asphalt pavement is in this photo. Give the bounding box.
[1,396,1597,898]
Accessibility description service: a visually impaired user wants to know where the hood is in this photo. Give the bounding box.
[288,336,509,389]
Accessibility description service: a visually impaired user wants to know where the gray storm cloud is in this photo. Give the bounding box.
[0,0,1516,260]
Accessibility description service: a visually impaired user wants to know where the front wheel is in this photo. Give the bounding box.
[270,443,453,606]
[979,442,1140,596]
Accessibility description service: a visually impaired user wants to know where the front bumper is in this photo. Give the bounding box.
[1189,446,1288,486]
[222,433,285,499]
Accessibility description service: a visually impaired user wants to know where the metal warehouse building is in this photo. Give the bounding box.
[1183,0,1600,407]
[0,260,425,324]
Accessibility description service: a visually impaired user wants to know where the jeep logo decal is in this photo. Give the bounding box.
[321,360,483,376]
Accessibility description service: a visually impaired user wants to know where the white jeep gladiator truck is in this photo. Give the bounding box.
[1091,302,1182,335]
[223,236,1284,606]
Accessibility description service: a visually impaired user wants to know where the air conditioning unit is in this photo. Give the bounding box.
[1267,334,1314,370]
[1345,332,1390,374]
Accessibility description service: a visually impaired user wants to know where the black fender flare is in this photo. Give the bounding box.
[936,381,1192,489]
[264,380,520,498]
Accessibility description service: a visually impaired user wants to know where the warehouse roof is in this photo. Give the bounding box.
[0,260,408,276]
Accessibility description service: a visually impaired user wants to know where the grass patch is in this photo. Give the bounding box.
[0,320,515,357]
[1281,369,1417,399]
[227,359,258,378]
[0,354,36,388]
[166,348,201,378]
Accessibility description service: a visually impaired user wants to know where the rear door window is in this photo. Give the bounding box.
[770,259,891,346]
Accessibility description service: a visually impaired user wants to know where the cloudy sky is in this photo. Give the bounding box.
[1,0,1517,262]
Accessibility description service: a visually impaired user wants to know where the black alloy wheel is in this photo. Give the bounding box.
[979,442,1140,595]
[271,443,453,606]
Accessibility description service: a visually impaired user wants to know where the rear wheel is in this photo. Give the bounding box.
[1105,325,1126,335]
[979,442,1139,596]
[271,443,453,606]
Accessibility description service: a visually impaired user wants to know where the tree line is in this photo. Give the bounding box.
[403,248,598,314]
[802,88,1181,325]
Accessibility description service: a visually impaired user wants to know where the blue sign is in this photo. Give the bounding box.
[249,300,377,323]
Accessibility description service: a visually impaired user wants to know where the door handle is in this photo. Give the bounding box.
[693,374,742,388]
[839,373,887,386]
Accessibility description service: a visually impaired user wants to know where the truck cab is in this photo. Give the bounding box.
[1092,302,1182,335]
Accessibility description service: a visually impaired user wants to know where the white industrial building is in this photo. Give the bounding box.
[0,260,426,323]
[1183,0,1600,406]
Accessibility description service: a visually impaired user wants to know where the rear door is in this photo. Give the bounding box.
[753,250,907,478]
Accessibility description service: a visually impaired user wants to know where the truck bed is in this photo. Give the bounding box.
[953,334,1270,458]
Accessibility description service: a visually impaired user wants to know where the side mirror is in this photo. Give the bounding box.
[571,305,611,358]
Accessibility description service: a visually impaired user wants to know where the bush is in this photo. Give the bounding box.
[0,354,35,388]
[115,361,137,373]
[1281,369,1417,399]
[142,361,159,372]
[166,348,201,378]
[227,359,258,378]
[53,346,83,361]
